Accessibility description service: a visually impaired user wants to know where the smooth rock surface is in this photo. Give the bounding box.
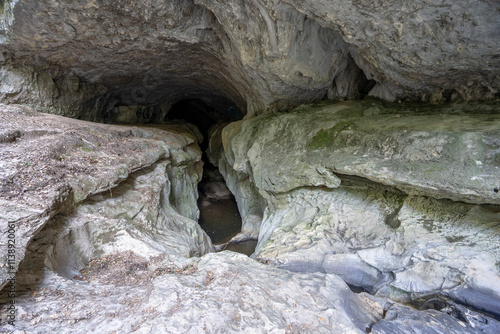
[212,100,500,316]
[372,302,500,334]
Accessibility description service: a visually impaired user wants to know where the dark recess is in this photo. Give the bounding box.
[166,99,243,151]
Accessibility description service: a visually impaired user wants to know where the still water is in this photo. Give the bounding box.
[198,197,258,256]
[198,198,242,245]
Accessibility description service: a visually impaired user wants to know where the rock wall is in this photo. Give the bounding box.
[0,59,108,120]
[1,0,499,119]
[210,100,500,316]
[0,104,212,290]
[285,0,500,102]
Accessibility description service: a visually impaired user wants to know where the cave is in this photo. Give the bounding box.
[165,99,256,255]
[1,0,500,332]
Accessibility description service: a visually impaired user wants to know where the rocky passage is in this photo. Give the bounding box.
[1,0,500,333]
[1,103,499,333]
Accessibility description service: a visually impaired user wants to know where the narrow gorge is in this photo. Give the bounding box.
[0,0,499,333]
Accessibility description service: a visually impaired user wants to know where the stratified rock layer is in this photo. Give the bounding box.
[0,104,212,290]
[210,100,500,316]
[1,103,500,333]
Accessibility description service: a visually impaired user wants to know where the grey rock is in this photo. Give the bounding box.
[323,253,394,294]
[372,302,500,334]
[220,100,500,205]
[0,105,211,289]
[46,160,212,280]
[286,0,500,102]
[212,100,500,315]
[1,0,498,119]
[0,63,107,120]
[1,252,384,333]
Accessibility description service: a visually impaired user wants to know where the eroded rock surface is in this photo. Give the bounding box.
[0,1,499,332]
[5,250,500,334]
[1,0,499,119]
[0,104,212,291]
[210,100,500,317]
[0,102,499,332]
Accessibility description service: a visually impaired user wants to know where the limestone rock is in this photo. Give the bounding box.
[0,63,108,120]
[372,302,500,334]
[221,100,500,205]
[199,181,233,201]
[1,0,499,119]
[0,251,384,333]
[4,249,500,333]
[287,0,500,102]
[214,100,500,316]
[0,104,212,290]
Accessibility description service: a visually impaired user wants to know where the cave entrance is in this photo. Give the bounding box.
[166,99,257,256]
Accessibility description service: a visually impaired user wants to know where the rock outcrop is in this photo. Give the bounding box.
[2,101,499,333]
[209,99,500,317]
[0,104,212,292]
[0,0,499,119]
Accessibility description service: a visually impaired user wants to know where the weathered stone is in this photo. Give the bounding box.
[285,0,500,102]
[1,251,385,333]
[213,100,500,316]
[221,100,500,205]
[199,181,233,201]
[372,302,500,334]
[1,0,498,119]
[0,62,108,120]
[46,160,212,280]
[0,104,211,290]
[0,1,499,330]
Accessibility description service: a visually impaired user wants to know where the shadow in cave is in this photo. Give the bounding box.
[167,99,257,257]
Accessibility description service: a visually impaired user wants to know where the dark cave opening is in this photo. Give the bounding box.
[166,99,224,153]
[166,99,256,256]
[102,92,254,254]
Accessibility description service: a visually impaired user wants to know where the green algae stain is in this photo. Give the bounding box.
[308,121,352,149]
